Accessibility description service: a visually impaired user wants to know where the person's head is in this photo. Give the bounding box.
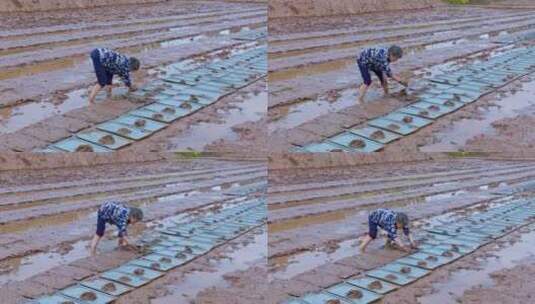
[129,57,140,71]
[395,212,409,230]
[388,45,403,63]
[128,207,143,224]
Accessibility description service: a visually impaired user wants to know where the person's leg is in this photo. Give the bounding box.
[90,216,106,255]
[89,84,102,104]
[358,61,372,103]
[105,74,113,98]
[373,69,388,96]
[360,218,378,252]
[90,49,107,103]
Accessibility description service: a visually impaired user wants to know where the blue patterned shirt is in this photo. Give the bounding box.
[369,208,410,240]
[98,201,130,237]
[357,47,393,77]
[97,48,132,87]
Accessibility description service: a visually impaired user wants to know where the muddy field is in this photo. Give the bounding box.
[267,157,535,303]
[0,0,267,154]
[267,3,535,154]
[0,157,267,303]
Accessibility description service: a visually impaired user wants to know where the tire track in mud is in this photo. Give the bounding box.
[0,11,265,57]
[268,163,535,206]
[268,162,526,194]
[0,8,264,39]
[0,171,266,226]
[269,12,535,55]
[268,11,534,44]
[0,165,264,208]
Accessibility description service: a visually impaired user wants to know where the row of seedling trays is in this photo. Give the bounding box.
[284,197,535,304]
[40,47,267,153]
[31,199,266,304]
[295,46,535,153]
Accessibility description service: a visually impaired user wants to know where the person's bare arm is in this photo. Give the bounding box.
[408,233,418,249]
[391,74,408,87]
[394,238,410,252]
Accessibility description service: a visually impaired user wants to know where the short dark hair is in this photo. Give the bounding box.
[129,207,143,221]
[388,45,403,59]
[396,212,409,227]
[129,57,140,71]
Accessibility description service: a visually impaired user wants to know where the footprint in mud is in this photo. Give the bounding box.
[163,107,176,114]
[80,291,97,301]
[418,110,429,116]
[418,261,428,267]
[118,128,131,135]
[75,144,94,152]
[102,282,116,292]
[442,250,453,257]
[426,255,438,261]
[368,280,383,290]
[444,100,455,107]
[428,105,440,112]
[180,102,193,110]
[152,113,164,120]
[133,268,145,276]
[134,119,146,127]
[346,289,363,299]
[99,135,115,145]
[387,123,400,131]
[160,257,172,263]
[370,130,385,140]
[402,116,413,124]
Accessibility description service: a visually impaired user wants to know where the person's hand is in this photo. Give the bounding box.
[410,241,419,249]
[118,237,129,247]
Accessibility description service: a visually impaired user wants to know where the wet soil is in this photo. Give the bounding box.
[268,158,535,304]
[267,3,535,153]
[0,157,266,299]
[0,0,266,153]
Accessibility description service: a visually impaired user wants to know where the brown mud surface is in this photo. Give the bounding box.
[267,3,535,153]
[267,156,535,303]
[0,157,267,304]
[268,0,441,19]
[0,0,266,154]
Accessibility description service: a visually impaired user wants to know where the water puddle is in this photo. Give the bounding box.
[420,77,535,152]
[0,88,103,134]
[269,239,357,281]
[417,224,535,304]
[151,228,266,304]
[0,194,256,284]
[269,87,361,132]
[0,239,90,285]
[166,90,267,151]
